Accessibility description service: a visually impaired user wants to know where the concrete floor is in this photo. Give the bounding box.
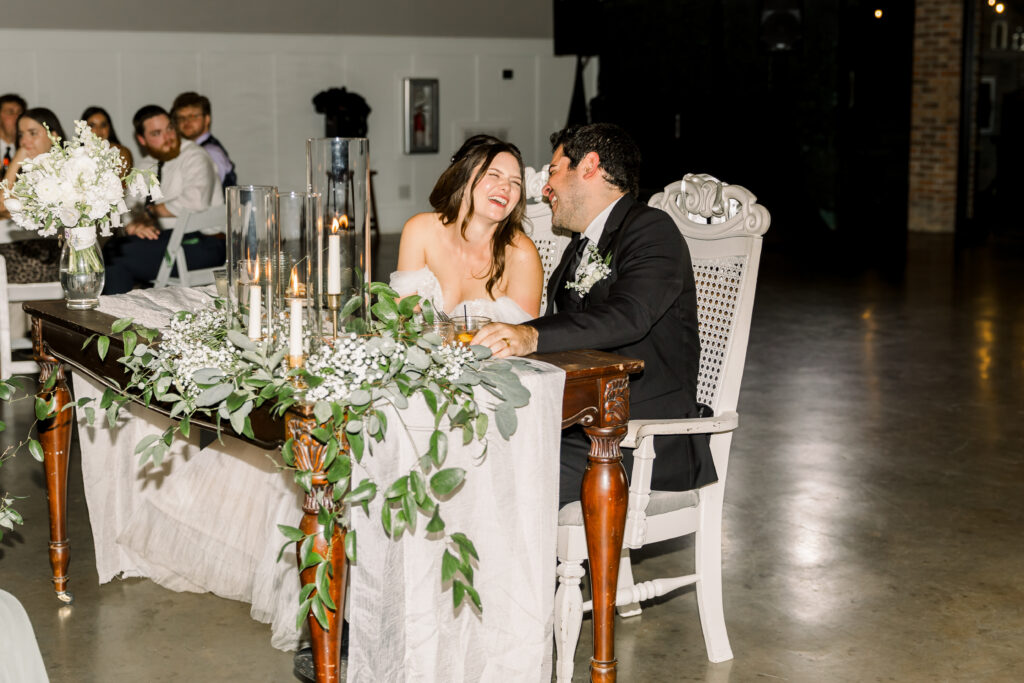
[1,233,1023,682]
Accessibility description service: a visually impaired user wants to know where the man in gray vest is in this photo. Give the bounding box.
[171,91,237,189]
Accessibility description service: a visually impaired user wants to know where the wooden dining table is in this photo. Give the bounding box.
[25,298,643,682]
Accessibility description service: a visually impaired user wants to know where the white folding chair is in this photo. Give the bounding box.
[153,205,225,288]
[553,173,771,680]
[522,166,571,313]
[0,255,63,377]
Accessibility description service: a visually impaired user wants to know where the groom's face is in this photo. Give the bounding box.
[544,146,586,233]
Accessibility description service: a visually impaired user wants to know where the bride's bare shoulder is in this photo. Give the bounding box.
[403,211,445,234]
[508,229,541,263]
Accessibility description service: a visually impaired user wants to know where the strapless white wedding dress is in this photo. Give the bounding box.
[390,266,532,323]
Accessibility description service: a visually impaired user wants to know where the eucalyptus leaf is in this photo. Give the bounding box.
[227,329,257,351]
[451,531,479,561]
[346,430,364,461]
[425,505,444,533]
[474,414,489,440]
[311,595,330,631]
[195,383,234,407]
[340,294,362,318]
[122,330,138,357]
[344,529,357,563]
[430,467,466,497]
[494,402,517,440]
[410,470,427,504]
[406,345,430,370]
[384,476,409,500]
[110,317,133,334]
[296,597,313,632]
[441,550,458,583]
[27,439,44,462]
[402,491,417,533]
[313,401,333,425]
[281,438,296,466]
[192,368,225,385]
[368,282,399,298]
[349,388,372,406]
[278,524,305,542]
[133,434,160,454]
[97,335,110,361]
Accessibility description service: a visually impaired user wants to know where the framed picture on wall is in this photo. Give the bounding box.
[403,78,439,154]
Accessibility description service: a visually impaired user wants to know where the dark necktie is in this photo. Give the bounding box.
[555,236,590,310]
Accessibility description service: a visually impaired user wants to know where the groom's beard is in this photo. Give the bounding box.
[149,135,182,163]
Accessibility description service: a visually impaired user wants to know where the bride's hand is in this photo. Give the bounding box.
[472,323,538,358]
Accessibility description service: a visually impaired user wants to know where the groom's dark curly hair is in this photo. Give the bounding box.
[550,123,641,197]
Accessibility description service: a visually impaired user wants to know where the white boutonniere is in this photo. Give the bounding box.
[565,243,612,296]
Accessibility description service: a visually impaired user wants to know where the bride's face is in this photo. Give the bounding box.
[467,152,522,224]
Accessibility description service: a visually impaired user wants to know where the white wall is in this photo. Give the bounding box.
[0,29,597,233]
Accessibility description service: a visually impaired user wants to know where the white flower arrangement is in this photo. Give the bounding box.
[565,242,612,296]
[157,308,244,399]
[1,119,160,239]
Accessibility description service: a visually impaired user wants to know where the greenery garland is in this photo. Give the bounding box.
[0,283,535,631]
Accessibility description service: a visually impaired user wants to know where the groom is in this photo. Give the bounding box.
[474,123,716,506]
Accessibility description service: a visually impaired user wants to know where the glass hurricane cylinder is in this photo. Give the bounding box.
[60,226,105,310]
[275,191,320,367]
[306,138,372,338]
[225,185,279,342]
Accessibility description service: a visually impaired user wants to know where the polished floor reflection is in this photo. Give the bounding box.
[1,234,1022,682]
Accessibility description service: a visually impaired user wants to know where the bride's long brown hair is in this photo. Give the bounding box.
[428,135,526,298]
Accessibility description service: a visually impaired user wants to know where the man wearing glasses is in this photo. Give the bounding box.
[171,91,237,189]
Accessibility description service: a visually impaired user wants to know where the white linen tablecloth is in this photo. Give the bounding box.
[71,287,564,681]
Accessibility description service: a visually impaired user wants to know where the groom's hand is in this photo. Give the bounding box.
[473,323,538,359]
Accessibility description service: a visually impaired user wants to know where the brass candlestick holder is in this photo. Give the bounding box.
[326,293,342,339]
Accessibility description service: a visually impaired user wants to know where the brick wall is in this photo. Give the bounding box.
[908,0,963,233]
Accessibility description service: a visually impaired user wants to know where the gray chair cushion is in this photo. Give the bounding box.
[558,489,700,527]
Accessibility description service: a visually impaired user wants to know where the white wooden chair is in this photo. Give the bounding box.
[0,255,63,377]
[522,166,571,313]
[153,205,225,288]
[553,173,771,680]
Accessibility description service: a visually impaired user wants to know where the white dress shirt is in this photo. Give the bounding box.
[155,139,223,234]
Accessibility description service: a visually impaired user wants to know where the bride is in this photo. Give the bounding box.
[391,135,543,323]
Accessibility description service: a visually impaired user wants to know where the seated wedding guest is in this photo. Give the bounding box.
[0,108,65,282]
[102,104,223,294]
[81,105,133,173]
[473,123,717,506]
[391,134,543,323]
[0,93,26,176]
[171,91,237,189]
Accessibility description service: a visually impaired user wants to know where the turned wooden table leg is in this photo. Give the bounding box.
[34,318,75,605]
[581,376,630,682]
[288,407,348,683]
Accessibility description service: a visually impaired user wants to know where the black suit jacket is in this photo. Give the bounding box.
[529,195,717,491]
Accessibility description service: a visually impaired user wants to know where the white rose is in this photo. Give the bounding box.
[36,176,62,204]
[87,201,109,221]
[62,154,98,185]
[59,204,81,228]
[5,197,22,212]
[99,171,123,204]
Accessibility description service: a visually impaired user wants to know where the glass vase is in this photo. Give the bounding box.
[225,185,278,341]
[60,226,105,310]
[306,137,372,338]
